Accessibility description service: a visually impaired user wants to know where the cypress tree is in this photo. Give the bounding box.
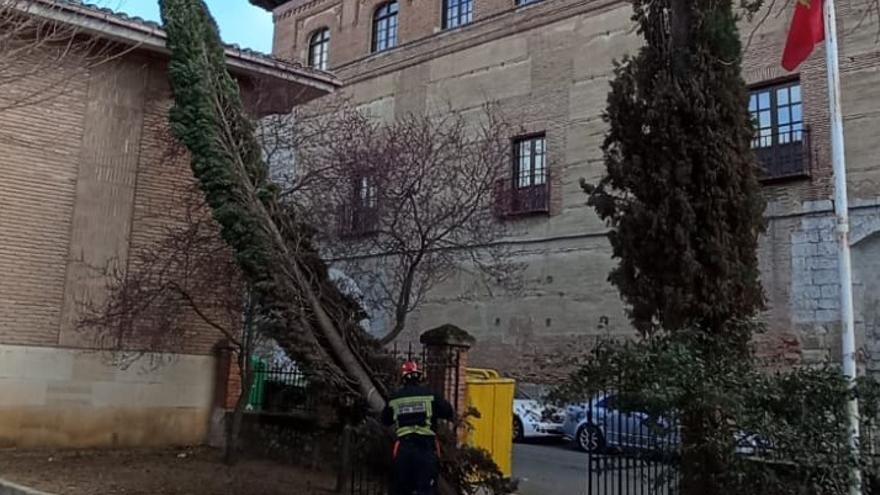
[159,0,387,412]
[587,0,766,346]
[584,0,767,492]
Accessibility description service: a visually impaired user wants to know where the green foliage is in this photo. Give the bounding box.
[159,0,272,291]
[554,339,880,495]
[350,409,517,495]
[437,408,518,495]
[585,0,766,337]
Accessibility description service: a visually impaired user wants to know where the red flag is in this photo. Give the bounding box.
[782,0,825,71]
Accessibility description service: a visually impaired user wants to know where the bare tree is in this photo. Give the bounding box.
[0,0,121,116]
[75,133,264,464]
[295,102,525,345]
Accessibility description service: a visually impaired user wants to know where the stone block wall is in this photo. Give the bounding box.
[0,344,215,448]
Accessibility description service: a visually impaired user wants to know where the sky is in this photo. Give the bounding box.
[106,0,274,53]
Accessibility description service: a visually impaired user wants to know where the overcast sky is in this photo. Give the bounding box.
[109,0,274,53]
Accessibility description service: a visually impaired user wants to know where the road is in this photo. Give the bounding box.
[513,440,586,495]
[513,440,679,495]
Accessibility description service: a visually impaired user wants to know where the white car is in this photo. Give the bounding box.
[513,387,565,442]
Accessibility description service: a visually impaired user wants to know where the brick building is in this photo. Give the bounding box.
[0,0,337,447]
[256,0,880,381]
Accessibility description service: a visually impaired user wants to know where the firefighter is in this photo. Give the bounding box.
[381,361,454,495]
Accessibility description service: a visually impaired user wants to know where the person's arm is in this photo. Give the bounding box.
[381,404,394,426]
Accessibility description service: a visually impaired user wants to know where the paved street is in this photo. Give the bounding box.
[513,440,586,495]
[513,441,679,495]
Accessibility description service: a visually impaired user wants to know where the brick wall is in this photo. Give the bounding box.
[0,47,227,354]
[0,53,89,346]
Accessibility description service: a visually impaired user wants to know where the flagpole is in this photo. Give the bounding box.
[822,0,862,493]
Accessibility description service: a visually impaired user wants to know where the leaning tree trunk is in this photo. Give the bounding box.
[159,0,385,413]
[225,296,256,465]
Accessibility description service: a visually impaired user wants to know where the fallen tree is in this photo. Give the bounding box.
[158,4,518,493]
[158,0,385,412]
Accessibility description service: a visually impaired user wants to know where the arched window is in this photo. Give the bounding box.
[443,0,473,29]
[308,28,330,70]
[372,1,398,53]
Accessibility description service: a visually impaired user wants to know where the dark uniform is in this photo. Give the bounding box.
[381,384,454,495]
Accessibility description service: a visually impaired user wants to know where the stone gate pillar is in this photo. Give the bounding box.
[419,324,475,423]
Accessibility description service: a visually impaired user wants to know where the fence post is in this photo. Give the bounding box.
[420,324,475,443]
[208,340,237,448]
[336,424,352,494]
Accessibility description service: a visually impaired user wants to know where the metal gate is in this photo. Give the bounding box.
[578,392,681,495]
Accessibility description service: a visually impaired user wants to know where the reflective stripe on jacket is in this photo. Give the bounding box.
[389,394,435,437]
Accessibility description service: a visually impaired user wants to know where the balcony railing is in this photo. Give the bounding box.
[754,128,811,181]
[494,172,551,218]
[337,204,379,237]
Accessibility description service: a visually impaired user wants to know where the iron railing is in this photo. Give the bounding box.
[578,390,681,495]
[380,342,463,412]
[754,128,811,181]
[338,203,380,237]
[246,363,317,415]
[347,342,465,495]
[494,172,552,217]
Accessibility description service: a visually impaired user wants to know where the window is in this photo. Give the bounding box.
[516,0,542,6]
[749,81,810,179]
[340,173,379,236]
[357,175,378,209]
[443,0,473,29]
[372,1,398,53]
[494,134,550,217]
[308,28,330,70]
[514,134,547,188]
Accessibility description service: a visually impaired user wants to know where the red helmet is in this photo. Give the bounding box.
[400,361,421,379]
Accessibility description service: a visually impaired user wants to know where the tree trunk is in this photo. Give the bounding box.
[680,410,723,495]
[225,357,255,465]
[379,264,418,346]
[225,294,256,466]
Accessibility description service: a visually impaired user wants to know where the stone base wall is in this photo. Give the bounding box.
[0,344,215,448]
[781,201,880,371]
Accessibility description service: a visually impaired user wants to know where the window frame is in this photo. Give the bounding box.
[340,172,380,236]
[748,79,803,150]
[442,0,473,29]
[512,133,547,189]
[748,79,810,180]
[307,27,331,71]
[372,1,399,53]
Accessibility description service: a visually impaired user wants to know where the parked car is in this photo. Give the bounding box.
[513,387,565,442]
[562,393,678,453]
[563,393,770,456]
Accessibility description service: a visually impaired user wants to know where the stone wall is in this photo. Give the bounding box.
[0,344,215,448]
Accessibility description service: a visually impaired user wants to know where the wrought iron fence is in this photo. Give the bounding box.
[245,362,318,415]
[347,342,464,495]
[379,342,463,412]
[578,391,681,495]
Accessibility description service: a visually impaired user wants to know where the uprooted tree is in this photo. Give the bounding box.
[292,102,524,345]
[158,0,387,414]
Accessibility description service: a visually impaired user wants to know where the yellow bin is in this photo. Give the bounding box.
[465,368,515,477]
